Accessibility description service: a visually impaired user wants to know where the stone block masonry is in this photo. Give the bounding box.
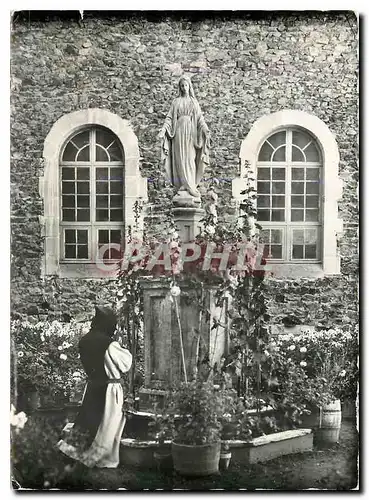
[10,11,358,327]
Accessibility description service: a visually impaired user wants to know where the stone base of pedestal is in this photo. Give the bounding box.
[172,206,205,242]
[138,387,168,412]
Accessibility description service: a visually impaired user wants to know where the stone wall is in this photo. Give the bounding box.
[10,11,358,326]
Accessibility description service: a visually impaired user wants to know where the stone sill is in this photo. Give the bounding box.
[121,438,171,448]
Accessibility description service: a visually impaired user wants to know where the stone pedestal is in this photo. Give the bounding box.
[138,278,229,410]
[172,190,204,242]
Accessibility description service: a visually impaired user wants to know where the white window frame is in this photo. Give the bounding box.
[233,110,343,277]
[40,108,147,278]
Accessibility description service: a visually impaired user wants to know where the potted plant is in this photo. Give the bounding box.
[163,380,229,477]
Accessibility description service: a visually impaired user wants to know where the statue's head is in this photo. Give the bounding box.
[178,75,195,98]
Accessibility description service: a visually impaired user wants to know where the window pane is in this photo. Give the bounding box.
[62,182,75,194]
[272,168,285,180]
[272,196,285,207]
[271,210,284,222]
[96,168,109,181]
[77,182,90,194]
[110,209,123,222]
[77,230,88,244]
[110,167,124,182]
[63,209,75,222]
[270,245,282,259]
[306,182,319,194]
[65,245,76,258]
[111,230,122,244]
[291,182,304,194]
[305,229,317,244]
[292,168,304,180]
[62,143,77,162]
[77,209,90,222]
[306,196,319,208]
[272,146,286,162]
[96,182,109,194]
[257,182,270,194]
[257,195,270,208]
[304,143,320,162]
[96,128,116,148]
[292,130,311,149]
[306,168,320,180]
[62,168,75,180]
[292,230,304,244]
[96,196,109,208]
[96,146,110,162]
[270,229,282,244]
[268,131,286,148]
[258,168,270,180]
[258,142,274,162]
[77,195,90,208]
[110,246,122,260]
[62,195,75,208]
[77,245,88,259]
[292,245,304,259]
[291,209,304,222]
[110,182,123,194]
[305,209,319,222]
[272,182,285,194]
[96,209,109,221]
[77,168,90,180]
[76,145,90,162]
[72,130,89,149]
[98,230,109,244]
[109,145,123,162]
[291,195,304,208]
[65,229,76,243]
[257,210,270,221]
[292,146,305,162]
[305,245,317,259]
[110,195,123,208]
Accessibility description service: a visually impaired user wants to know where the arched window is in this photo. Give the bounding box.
[234,110,343,277]
[60,126,125,263]
[41,108,147,278]
[257,128,322,262]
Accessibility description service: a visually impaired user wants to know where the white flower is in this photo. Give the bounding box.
[62,341,69,349]
[172,232,179,240]
[205,225,215,235]
[340,370,347,377]
[288,344,296,351]
[170,285,181,297]
[274,346,280,352]
[287,358,292,363]
[300,347,307,353]
[59,354,67,361]
[17,351,24,358]
[264,350,270,357]
[10,405,28,431]
[58,345,63,351]
[300,361,307,367]
[72,371,81,377]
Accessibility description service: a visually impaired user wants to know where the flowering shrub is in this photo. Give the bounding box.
[11,319,90,405]
[258,325,359,423]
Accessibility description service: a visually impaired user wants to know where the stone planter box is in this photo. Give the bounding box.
[224,428,313,464]
[120,438,171,468]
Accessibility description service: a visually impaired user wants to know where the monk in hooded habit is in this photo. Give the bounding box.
[57,306,132,468]
[159,75,210,199]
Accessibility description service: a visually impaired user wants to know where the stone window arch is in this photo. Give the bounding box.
[40,108,147,278]
[233,110,343,277]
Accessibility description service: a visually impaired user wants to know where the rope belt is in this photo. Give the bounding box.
[88,378,123,385]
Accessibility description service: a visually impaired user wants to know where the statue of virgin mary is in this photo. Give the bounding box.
[159,76,210,199]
